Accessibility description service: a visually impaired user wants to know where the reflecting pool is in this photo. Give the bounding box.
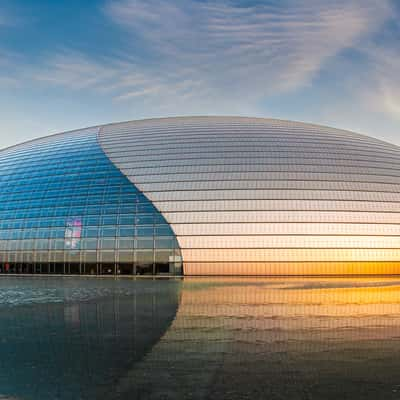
[1,277,400,399]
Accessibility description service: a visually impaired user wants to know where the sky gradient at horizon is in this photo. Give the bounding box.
[0,0,399,148]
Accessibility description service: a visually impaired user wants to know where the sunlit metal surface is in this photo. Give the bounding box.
[99,117,400,275]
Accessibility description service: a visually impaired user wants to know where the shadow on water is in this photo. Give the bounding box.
[0,277,182,400]
[1,277,400,399]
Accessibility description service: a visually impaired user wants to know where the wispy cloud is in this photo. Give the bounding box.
[0,9,21,88]
[361,43,400,121]
[25,51,202,105]
[0,0,395,117]
[101,0,392,106]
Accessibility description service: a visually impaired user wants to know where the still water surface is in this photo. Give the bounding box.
[0,277,400,399]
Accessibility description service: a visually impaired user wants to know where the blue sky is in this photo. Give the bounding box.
[0,0,399,148]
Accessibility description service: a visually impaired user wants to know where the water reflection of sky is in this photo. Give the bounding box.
[1,277,400,399]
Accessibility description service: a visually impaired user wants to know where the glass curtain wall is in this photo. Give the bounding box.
[0,128,182,275]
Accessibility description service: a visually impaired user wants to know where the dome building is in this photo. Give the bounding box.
[1,116,400,275]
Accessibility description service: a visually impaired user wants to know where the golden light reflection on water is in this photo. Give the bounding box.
[170,278,400,341]
[118,277,400,399]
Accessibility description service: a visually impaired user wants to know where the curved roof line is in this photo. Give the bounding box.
[1,115,398,153]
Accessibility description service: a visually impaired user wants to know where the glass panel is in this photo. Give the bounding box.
[118,238,135,250]
[119,215,135,225]
[119,227,135,237]
[118,251,134,263]
[100,238,115,250]
[137,238,153,249]
[135,250,153,275]
[137,226,153,237]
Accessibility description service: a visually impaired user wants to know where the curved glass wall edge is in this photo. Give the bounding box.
[0,127,182,276]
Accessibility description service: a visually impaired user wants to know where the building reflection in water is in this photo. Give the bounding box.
[1,277,400,399]
[0,277,181,400]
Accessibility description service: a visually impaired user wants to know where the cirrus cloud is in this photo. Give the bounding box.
[14,0,393,116]
[361,42,400,121]
[101,0,392,105]
[0,0,397,123]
